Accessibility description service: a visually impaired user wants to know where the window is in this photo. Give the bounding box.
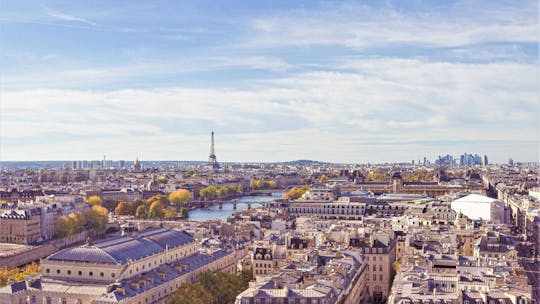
[67,270,71,275]
[112,273,115,278]
[78,271,82,276]
[100,272,104,277]
[61,299,67,304]
[46,297,52,304]
[56,269,61,274]
[89,271,93,276]
[46,268,50,273]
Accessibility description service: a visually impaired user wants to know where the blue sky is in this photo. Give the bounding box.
[0,0,538,163]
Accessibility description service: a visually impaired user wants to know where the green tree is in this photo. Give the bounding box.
[102,199,120,211]
[157,176,168,184]
[136,205,148,219]
[169,282,213,304]
[179,207,188,218]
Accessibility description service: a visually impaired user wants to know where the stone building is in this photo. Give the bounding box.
[0,228,238,304]
[0,208,41,244]
[350,232,397,303]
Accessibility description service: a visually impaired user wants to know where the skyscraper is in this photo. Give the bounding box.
[208,130,219,169]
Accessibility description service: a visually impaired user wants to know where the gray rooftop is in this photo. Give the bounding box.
[47,228,194,264]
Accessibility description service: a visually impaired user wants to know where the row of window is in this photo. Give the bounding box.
[45,268,116,278]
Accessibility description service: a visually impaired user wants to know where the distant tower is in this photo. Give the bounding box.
[208,130,219,169]
[133,157,142,172]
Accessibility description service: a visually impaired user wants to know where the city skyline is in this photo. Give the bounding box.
[1,0,538,163]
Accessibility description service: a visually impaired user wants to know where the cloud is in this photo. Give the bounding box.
[42,6,97,26]
[1,56,537,162]
[247,1,538,50]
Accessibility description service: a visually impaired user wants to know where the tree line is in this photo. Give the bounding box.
[114,192,189,220]
[249,179,277,190]
[199,184,243,201]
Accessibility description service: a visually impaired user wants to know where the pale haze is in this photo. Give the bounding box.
[0,1,538,163]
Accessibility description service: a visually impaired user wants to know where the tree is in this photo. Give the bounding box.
[69,212,86,233]
[136,205,148,219]
[319,174,328,182]
[169,282,213,304]
[55,216,73,238]
[102,199,120,211]
[86,195,103,206]
[148,201,165,219]
[282,185,310,200]
[170,271,250,304]
[179,207,188,218]
[147,194,168,205]
[236,184,243,193]
[169,189,191,205]
[115,202,132,216]
[85,205,108,231]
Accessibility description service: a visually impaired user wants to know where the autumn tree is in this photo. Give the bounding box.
[55,216,74,238]
[169,189,191,205]
[148,201,165,219]
[282,185,310,200]
[86,195,103,206]
[115,202,132,215]
[68,212,86,233]
[85,205,108,231]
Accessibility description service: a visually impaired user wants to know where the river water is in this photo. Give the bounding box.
[188,192,283,222]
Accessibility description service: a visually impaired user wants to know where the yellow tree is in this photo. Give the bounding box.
[68,212,86,233]
[148,201,165,219]
[86,205,108,231]
[86,195,103,206]
[55,216,73,237]
[169,189,191,205]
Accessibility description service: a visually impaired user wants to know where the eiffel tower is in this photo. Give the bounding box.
[208,130,219,169]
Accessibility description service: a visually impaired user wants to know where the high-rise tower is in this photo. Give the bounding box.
[208,130,219,169]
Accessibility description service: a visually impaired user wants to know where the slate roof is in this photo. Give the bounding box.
[47,228,195,265]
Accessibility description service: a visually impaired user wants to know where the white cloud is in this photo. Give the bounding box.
[42,6,97,26]
[247,1,538,50]
[1,57,537,163]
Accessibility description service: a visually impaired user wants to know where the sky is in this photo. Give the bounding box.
[0,0,538,163]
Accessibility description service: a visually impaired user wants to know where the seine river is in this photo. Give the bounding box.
[188,192,284,222]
